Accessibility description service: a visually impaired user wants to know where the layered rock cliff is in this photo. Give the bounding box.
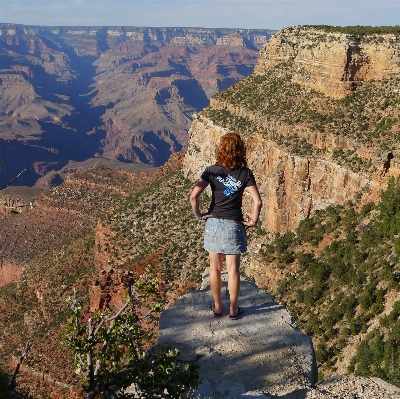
[2,25,400,398]
[184,114,376,233]
[255,26,400,98]
[183,26,400,234]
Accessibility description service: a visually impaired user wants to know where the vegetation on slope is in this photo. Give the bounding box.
[199,29,400,385]
[1,155,400,393]
[102,167,210,293]
[0,163,159,396]
[0,234,96,397]
[256,177,400,385]
[204,64,400,172]
[62,281,199,398]
[304,25,400,37]
[100,162,400,387]
[0,162,209,397]
[0,158,176,395]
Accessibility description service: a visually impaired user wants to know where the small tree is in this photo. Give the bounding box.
[62,270,199,399]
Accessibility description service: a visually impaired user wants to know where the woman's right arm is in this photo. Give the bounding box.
[190,178,211,220]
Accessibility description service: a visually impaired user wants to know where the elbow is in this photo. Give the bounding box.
[189,193,197,204]
[257,198,263,209]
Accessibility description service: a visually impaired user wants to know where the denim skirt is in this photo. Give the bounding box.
[203,218,247,254]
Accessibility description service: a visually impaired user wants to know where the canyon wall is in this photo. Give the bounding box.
[254,27,400,98]
[184,115,378,233]
[183,27,400,234]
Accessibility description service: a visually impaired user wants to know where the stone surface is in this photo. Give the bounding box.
[158,270,400,399]
[311,376,400,399]
[158,269,317,398]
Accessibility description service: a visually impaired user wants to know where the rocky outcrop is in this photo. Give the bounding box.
[255,27,400,98]
[89,268,134,312]
[158,269,400,398]
[158,269,317,398]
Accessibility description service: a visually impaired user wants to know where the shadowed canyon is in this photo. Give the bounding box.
[0,23,274,187]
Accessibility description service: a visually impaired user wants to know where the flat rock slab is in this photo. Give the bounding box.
[280,376,400,399]
[158,270,317,398]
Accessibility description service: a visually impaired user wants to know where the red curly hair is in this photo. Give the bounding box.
[216,132,247,170]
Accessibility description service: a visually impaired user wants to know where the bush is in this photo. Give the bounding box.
[62,274,199,399]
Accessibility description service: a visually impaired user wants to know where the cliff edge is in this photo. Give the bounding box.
[158,270,400,399]
[158,269,317,398]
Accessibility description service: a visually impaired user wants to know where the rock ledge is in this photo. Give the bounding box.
[158,270,400,398]
[158,269,317,398]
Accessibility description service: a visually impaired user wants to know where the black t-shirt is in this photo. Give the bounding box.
[200,165,256,221]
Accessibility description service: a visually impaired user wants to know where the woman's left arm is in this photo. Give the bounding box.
[190,178,211,220]
[242,185,262,227]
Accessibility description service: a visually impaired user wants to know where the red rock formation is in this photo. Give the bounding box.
[89,268,134,312]
[255,27,400,99]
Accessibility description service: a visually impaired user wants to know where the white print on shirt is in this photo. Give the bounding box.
[216,174,243,198]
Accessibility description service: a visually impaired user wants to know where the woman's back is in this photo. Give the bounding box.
[201,165,256,221]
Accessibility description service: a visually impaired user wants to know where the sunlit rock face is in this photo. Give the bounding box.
[183,115,372,233]
[184,27,400,234]
[255,27,400,98]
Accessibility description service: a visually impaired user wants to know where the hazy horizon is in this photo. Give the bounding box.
[0,0,399,31]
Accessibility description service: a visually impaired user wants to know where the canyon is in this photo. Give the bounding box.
[1,25,400,397]
[183,25,400,389]
[0,23,274,187]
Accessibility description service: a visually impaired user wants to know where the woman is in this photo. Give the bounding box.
[190,132,262,319]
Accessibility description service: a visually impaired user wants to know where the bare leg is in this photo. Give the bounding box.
[209,252,223,314]
[226,254,241,316]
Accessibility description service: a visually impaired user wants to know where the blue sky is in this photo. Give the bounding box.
[0,0,398,30]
